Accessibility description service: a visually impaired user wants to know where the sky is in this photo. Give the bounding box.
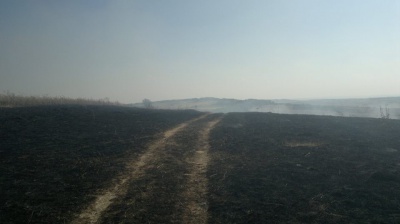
[0,0,399,103]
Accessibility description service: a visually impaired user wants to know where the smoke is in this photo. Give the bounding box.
[254,101,400,119]
[133,97,400,120]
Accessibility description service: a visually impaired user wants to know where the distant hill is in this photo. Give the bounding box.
[132,97,400,119]
[132,97,276,113]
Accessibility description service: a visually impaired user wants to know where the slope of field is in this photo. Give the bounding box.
[208,112,400,223]
[0,105,203,223]
[2,106,400,223]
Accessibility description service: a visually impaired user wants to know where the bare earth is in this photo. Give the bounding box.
[71,114,221,224]
[181,118,222,224]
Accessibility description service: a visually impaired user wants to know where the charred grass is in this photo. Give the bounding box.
[100,113,221,223]
[208,112,400,223]
[0,105,202,223]
[3,106,400,223]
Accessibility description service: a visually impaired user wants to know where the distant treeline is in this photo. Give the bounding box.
[0,92,121,107]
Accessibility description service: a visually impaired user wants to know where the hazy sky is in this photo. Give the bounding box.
[1,1,399,103]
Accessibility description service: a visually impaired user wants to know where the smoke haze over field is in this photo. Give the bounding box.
[1,1,399,103]
[132,97,400,119]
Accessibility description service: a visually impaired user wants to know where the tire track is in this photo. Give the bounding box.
[181,116,223,224]
[71,114,208,224]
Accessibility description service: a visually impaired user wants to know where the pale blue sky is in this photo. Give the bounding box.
[1,0,399,103]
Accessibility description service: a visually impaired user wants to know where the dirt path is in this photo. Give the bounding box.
[71,114,209,224]
[181,117,222,224]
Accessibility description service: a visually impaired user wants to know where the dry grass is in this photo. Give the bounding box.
[0,92,121,107]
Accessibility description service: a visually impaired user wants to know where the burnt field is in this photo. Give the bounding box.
[208,113,400,223]
[0,105,203,223]
[1,106,400,223]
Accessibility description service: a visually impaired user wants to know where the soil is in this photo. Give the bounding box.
[71,114,212,224]
[1,107,400,223]
[99,113,222,224]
